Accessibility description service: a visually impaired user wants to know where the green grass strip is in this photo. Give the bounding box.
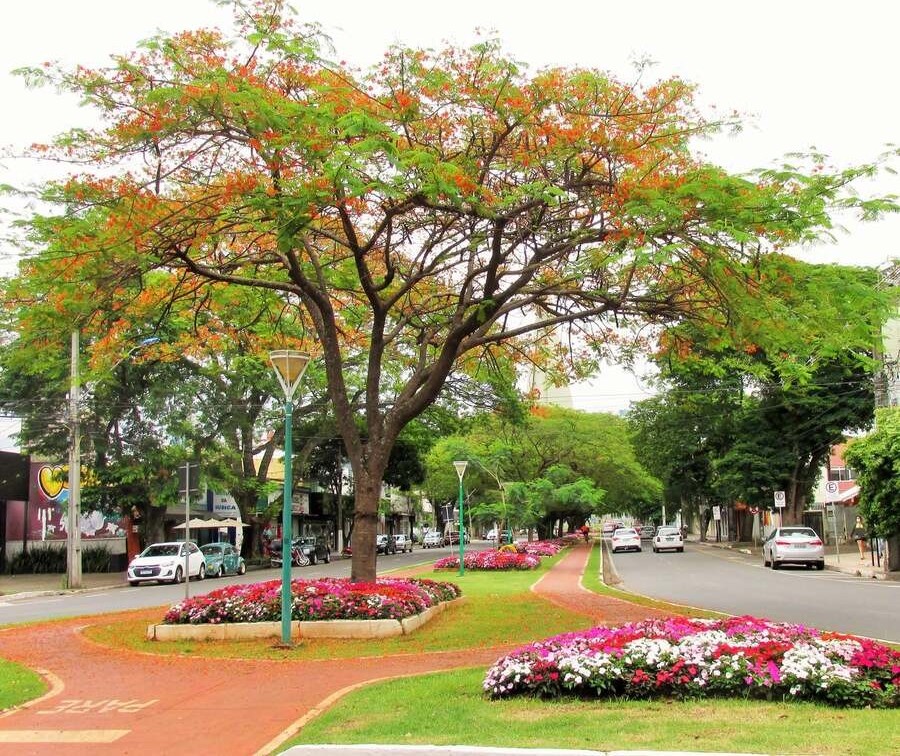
[283,665,900,755]
[0,656,47,711]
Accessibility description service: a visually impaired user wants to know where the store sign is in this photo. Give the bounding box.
[291,492,309,514]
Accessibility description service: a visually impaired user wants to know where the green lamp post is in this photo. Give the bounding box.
[453,460,468,576]
[269,349,310,645]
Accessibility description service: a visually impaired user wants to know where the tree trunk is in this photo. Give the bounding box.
[350,470,382,582]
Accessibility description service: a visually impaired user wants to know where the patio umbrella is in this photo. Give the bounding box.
[172,517,213,530]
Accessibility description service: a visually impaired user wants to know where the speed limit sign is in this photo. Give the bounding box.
[773,490,786,508]
[825,481,839,501]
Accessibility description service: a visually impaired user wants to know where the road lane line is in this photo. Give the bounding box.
[0,730,129,743]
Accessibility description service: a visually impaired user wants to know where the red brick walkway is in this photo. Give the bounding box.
[0,544,672,755]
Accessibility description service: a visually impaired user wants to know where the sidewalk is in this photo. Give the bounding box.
[691,538,896,580]
[0,571,127,599]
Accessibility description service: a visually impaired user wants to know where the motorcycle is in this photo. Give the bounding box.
[269,538,310,568]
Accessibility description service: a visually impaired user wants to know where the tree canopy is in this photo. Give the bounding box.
[8,0,897,580]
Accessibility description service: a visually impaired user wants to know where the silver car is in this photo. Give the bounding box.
[762,527,825,570]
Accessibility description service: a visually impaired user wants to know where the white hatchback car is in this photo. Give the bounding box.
[127,541,206,585]
[423,531,444,548]
[763,527,825,570]
[610,527,642,553]
[652,527,684,553]
[393,534,413,553]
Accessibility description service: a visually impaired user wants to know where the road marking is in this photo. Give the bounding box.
[0,730,129,743]
[38,698,159,715]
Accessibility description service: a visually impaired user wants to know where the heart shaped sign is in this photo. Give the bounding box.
[38,465,67,500]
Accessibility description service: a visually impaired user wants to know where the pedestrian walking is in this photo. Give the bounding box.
[850,516,868,561]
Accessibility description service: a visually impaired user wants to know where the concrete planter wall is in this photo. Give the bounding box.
[147,596,463,642]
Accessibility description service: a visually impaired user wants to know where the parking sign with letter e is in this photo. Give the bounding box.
[773,490,786,508]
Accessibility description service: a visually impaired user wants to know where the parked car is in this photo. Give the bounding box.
[127,541,206,585]
[763,526,825,570]
[376,534,397,554]
[296,535,331,565]
[652,527,684,553]
[487,528,513,543]
[639,525,656,540]
[392,534,413,553]
[200,542,246,577]
[422,531,444,548]
[610,528,641,553]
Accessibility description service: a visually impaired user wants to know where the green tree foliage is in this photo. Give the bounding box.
[10,2,896,580]
[844,408,900,537]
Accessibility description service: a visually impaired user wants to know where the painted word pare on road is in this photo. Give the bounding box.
[37,699,159,715]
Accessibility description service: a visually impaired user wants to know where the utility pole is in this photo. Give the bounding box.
[66,330,82,589]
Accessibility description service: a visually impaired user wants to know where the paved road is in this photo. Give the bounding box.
[0,545,453,626]
[608,542,900,643]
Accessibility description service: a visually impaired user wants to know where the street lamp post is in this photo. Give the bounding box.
[453,461,468,576]
[269,350,311,646]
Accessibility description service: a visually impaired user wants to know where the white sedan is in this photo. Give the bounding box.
[127,541,206,585]
[652,527,684,553]
[610,528,642,553]
[763,527,825,570]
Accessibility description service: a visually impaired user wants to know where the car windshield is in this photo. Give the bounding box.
[200,545,221,555]
[780,528,817,538]
[142,544,180,557]
[657,528,679,537]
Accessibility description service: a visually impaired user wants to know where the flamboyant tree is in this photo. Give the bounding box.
[12,1,896,580]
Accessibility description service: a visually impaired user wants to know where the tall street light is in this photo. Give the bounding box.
[269,349,310,646]
[453,460,468,576]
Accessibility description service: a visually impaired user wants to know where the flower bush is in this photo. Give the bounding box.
[483,616,900,708]
[163,577,461,625]
[434,550,540,571]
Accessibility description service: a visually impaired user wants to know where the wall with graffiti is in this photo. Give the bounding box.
[3,462,126,548]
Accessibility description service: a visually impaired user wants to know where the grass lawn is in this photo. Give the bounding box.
[82,550,595,660]
[0,657,47,711]
[281,665,900,755]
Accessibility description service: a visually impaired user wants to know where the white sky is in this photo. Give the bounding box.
[1,0,898,443]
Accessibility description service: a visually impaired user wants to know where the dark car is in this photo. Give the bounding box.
[296,535,331,565]
[376,534,397,554]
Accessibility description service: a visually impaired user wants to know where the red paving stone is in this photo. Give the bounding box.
[0,543,674,755]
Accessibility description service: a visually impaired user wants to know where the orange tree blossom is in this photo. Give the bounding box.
[10,0,898,581]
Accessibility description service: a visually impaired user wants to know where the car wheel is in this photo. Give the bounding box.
[763,555,769,567]
[816,561,825,571]
[198,563,206,580]
[128,580,139,587]
[677,547,684,552]
[771,560,780,570]
[652,547,657,553]
[310,551,318,566]
[324,550,331,564]
[238,561,246,575]
[173,566,184,584]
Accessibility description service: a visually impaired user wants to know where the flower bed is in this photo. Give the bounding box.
[434,550,540,571]
[519,539,566,557]
[163,577,460,625]
[484,616,900,708]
